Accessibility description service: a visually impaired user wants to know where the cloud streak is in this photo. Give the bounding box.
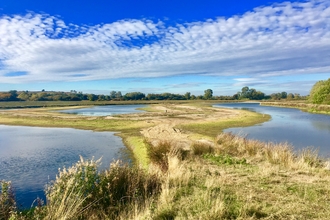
[0,0,330,83]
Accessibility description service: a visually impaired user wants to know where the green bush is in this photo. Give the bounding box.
[309,78,330,104]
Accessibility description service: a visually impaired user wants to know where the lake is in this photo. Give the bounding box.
[0,105,146,208]
[214,103,330,157]
[57,104,146,116]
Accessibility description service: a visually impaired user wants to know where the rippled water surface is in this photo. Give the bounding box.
[214,103,330,157]
[0,128,129,208]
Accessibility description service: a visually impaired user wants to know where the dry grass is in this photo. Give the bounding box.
[4,133,330,219]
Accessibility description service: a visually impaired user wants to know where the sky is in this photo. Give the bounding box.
[0,0,329,96]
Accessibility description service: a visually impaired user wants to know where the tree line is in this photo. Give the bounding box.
[0,87,308,102]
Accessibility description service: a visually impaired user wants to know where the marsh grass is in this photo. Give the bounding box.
[191,141,214,155]
[2,132,330,219]
[0,181,16,220]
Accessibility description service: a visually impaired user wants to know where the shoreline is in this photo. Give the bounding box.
[261,101,330,115]
[2,103,330,219]
[0,103,270,165]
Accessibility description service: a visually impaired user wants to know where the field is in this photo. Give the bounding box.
[1,101,330,219]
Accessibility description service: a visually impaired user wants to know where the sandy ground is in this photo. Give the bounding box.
[122,104,240,148]
[0,103,240,148]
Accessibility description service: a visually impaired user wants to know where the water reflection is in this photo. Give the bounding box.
[311,120,330,132]
[0,125,128,208]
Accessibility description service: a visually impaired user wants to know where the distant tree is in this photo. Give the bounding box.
[204,89,213,100]
[294,93,302,100]
[8,90,18,101]
[87,94,97,101]
[270,93,281,100]
[236,87,265,100]
[239,86,250,99]
[110,91,117,99]
[197,95,204,100]
[309,78,330,104]
[184,92,191,100]
[116,91,122,99]
[190,95,196,100]
[0,92,11,101]
[281,92,287,99]
[287,93,295,100]
[232,94,239,100]
[17,91,30,101]
[124,92,145,100]
[97,95,106,101]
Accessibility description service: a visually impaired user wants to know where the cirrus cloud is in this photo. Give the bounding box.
[0,0,330,83]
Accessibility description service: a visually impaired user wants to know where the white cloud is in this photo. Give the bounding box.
[0,0,330,83]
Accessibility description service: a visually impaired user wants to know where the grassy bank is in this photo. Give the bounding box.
[180,110,271,138]
[261,101,330,115]
[2,103,330,219]
[2,133,330,219]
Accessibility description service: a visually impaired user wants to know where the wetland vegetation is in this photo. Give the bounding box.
[1,86,330,219]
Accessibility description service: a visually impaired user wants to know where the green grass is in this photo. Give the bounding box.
[180,110,271,138]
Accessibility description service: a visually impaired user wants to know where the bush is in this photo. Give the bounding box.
[309,78,330,104]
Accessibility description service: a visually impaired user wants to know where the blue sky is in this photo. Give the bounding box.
[0,0,329,96]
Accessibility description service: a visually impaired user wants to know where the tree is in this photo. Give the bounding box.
[110,91,117,99]
[287,93,294,100]
[18,91,30,101]
[116,91,122,99]
[204,89,213,100]
[184,92,191,100]
[87,94,97,101]
[309,78,330,104]
[124,92,145,100]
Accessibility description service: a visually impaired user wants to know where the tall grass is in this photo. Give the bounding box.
[0,181,16,220]
[2,132,329,219]
[214,132,324,170]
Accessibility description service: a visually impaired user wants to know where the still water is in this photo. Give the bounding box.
[0,126,127,208]
[214,103,330,157]
[57,104,146,116]
[0,105,146,208]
